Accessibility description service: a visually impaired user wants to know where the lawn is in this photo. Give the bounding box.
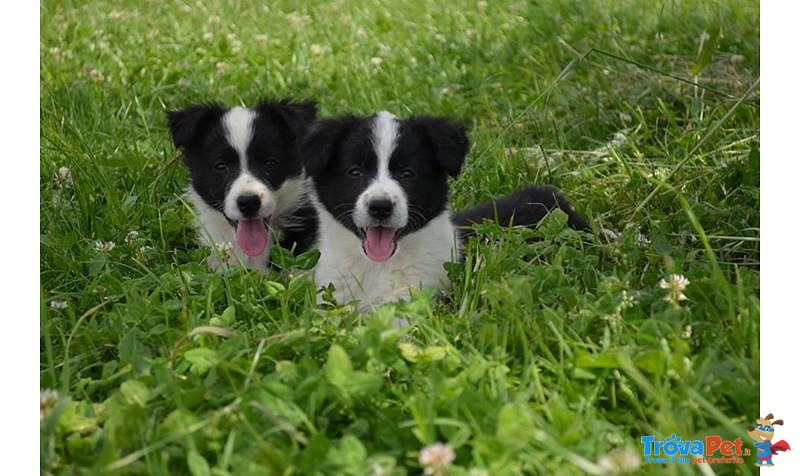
[40,0,760,474]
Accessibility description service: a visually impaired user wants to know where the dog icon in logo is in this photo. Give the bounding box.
[747,413,791,467]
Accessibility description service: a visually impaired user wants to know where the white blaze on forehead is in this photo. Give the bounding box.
[222,107,257,170]
[353,111,408,230]
[370,111,399,179]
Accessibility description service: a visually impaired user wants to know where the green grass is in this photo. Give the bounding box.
[40,0,759,474]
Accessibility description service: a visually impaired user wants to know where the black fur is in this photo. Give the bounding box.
[301,113,469,240]
[453,186,590,237]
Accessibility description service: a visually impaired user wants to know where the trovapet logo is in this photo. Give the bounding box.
[640,434,748,465]
[747,413,791,467]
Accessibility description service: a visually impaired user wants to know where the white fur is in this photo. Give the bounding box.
[220,107,276,220]
[353,112,408,229]
[188,177,308,272]
[222,107,256,159]
[312,190,460,312]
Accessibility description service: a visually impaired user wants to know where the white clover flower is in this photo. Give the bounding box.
[598,447,641,474]
[681,324,692,339]
[94,240,116,252]
[49,299,68,310]
[419,442,455,475]
[40,389,60,420]
[477,1,488,14]
[208,15,221,25]
[124,230,140,243]
[87,68,105,83]
[659,274,690,304]
[370,57,383,67]
[286,12,312,28]
[53,166,73,188]
[203,31,213,42]
[310,44,324,55]
[214,242,233,263]
[255,34,268,44]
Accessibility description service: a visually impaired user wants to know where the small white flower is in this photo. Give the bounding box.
[208,15,221,25]
[124,230,140,243]
[356,27,366,37]
[310,44,324,55]
[41,389,60,420]
[468,469,489,476]
[619,112,632,123]
[94,240,116,252]
[598,447,641,473]
[681,324,692,339]
[419,442,455,475]
[108,10,125,20]
[286,12,312,28]
[636,233,651,246]
[49,299,68,310]
[659,274,690,304]
[203,31,214,42]
[53,166,73,188]
[477,1,488,13]
[214,242,233,263]
[255,34,268,44]
[370,57,383,67]
[216,61,227,74]
[86,68,105,83]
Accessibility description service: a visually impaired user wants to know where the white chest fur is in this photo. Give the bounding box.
[313,208,460,311]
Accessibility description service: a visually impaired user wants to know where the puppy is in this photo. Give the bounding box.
[167,99,317,271]
[301,111,590,311]
[301,111,469,310]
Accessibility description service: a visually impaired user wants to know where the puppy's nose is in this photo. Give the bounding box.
[237,194,261,217]
[368,199,394,220]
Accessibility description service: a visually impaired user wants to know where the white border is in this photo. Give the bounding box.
[761,1,799,474]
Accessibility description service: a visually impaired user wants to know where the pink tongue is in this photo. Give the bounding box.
[235,219,270,257]
[363,227,396,262]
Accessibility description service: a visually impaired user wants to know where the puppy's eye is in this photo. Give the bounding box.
[214,162,228,172]
[398,168,416,179]
[347,166,363,177]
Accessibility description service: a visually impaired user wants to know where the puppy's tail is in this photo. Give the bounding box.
[453,185,590,238]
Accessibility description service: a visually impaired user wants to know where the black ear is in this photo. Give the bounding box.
[166,104,224,149]
[300,116,360,177]
[407,117,469,177]
[257,99,317,142]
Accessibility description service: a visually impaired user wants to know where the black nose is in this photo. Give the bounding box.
[368,199,394,220]
[237,194,261,217]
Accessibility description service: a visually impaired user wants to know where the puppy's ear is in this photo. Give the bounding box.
[257,99,317,141]
[765,413,775,420]
[407,117,469,177]
[167,104,224,149]
[300,116,359,177]
[772,419,784,426]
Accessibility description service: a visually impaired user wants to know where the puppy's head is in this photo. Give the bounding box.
[302,111,468,262]
[167,99,316,257]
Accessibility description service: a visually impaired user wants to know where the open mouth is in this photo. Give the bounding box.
[361,226,398,262]
[227,217,271,257]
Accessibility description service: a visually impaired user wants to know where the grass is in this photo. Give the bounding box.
[40,0,759,474]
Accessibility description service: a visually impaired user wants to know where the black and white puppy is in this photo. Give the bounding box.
[167,99,317,271]
[301,111,469,309]
[301,111,590,311]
